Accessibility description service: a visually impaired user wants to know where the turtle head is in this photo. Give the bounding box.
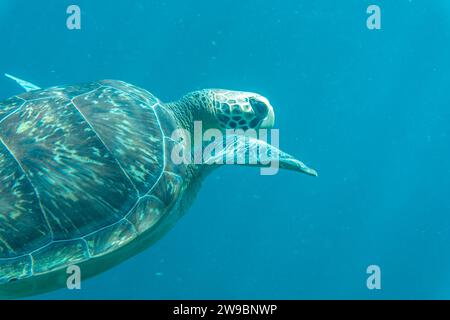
[172,89,317,177]
[184,89,317,177]
[209,90,275,131]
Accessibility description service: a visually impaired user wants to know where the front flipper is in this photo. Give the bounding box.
[203,134,318,176]
[4,73,41,92]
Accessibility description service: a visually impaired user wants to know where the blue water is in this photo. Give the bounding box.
[1,0,450,299]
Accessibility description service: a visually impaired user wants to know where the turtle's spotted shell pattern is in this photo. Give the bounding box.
[0,81,184,284]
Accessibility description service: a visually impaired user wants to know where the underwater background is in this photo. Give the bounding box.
[0,0,450,299]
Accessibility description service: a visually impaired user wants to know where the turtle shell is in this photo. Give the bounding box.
[0,80,184,283]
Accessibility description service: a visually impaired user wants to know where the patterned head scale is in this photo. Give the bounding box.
[211,90,275,131]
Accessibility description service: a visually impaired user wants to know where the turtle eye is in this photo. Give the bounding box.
[249,98,269,119]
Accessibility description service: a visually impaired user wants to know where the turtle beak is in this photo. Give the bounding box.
[258,97,275,129]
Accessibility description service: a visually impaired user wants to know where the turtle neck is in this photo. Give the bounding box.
[164,90,218,136]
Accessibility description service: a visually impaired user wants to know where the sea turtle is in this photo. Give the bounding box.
[0,74,317,298]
